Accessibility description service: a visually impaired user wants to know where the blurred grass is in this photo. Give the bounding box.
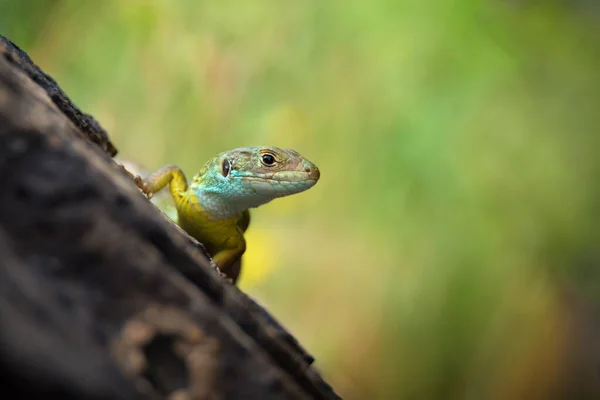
[1,0,599,398]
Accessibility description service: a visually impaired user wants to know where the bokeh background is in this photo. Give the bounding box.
[2,1,599,398]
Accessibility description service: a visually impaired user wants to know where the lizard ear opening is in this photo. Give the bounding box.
[221,158,231,177]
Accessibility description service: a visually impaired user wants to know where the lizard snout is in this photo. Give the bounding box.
[308,166,320,181]
[301,159,320,182]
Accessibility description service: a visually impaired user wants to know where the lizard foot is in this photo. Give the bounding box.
[133,175,154,199]
[118,164,136,179]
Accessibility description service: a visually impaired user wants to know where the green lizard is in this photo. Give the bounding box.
[133,146,320,284]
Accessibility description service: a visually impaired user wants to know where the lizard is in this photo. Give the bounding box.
[133,146,320,284]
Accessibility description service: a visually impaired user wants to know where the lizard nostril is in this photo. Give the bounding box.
[304,168,311,173]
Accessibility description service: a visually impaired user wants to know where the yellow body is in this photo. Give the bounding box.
[177,194,247,274]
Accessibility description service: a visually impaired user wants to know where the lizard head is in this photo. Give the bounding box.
[192,146,320,215]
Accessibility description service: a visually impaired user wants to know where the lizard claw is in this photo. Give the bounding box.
[134,175,154,199]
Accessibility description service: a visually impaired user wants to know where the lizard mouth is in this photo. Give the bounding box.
[240,170,319,195]
[242,176,319,185]
[242,165,320,184]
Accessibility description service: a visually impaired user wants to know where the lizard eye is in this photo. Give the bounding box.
[261,153,275,166]
[221,158,231,177]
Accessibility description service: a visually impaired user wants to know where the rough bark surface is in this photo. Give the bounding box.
[0,35,117,157]
[0,35,340,400]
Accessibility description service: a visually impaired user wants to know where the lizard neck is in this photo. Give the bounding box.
[192,189,244,220]
[189,176,264,220]
[191,184,277,220]
[188,168,283,219]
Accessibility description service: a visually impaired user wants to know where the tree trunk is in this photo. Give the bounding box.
[0,34,340,400]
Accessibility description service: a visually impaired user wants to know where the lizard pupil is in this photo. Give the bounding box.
[222,159,231,177]
[262,154,275,166]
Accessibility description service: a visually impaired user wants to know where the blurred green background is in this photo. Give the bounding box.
[2,1,599,398]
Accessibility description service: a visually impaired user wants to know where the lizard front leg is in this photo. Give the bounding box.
[237,210,251,233]
[134,164,188,202]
